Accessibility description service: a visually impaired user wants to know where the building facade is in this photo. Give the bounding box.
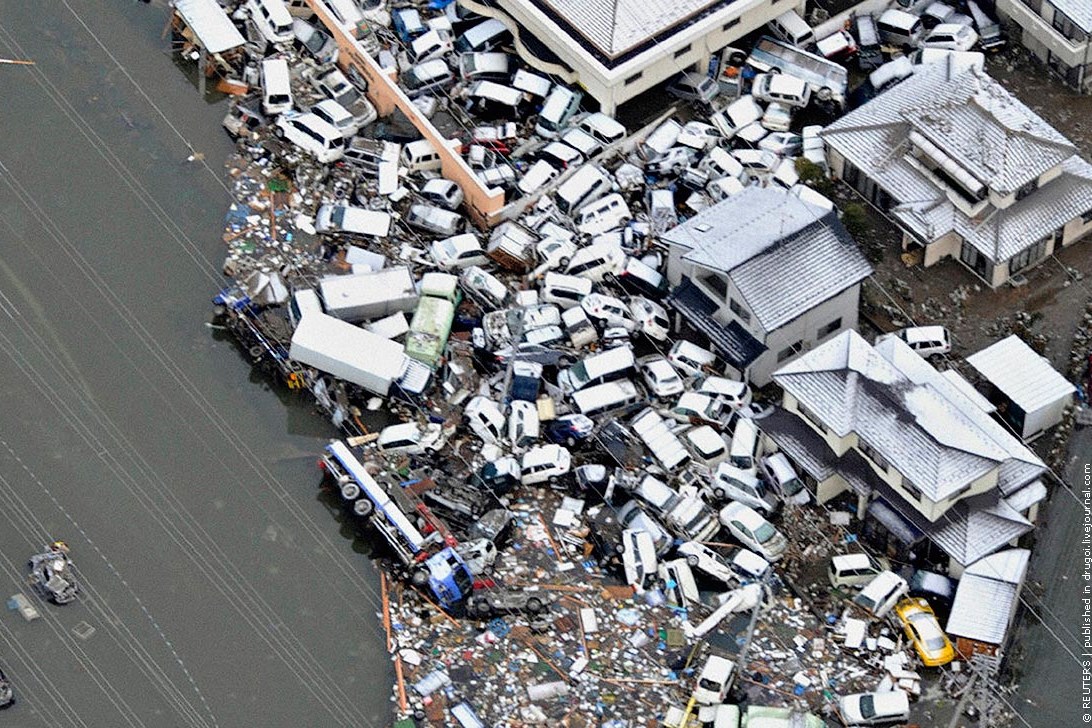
[995,0,1092,93]
[458,0,805,114]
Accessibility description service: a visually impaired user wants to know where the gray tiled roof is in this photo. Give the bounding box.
[534,0,723,57]
[773,331,1045,502]
[1053,1,1092,34]
[946,549,1030,643]
[663,188,872,332]
[756,407,839,482]
[822,65,1092,264]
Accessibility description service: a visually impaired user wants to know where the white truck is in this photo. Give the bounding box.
[630,407,691,472]
[318,266,419,323]
[289,312,429,396]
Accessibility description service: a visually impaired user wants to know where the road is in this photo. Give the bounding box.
[0,2,392,727]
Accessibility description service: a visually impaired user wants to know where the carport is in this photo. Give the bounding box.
[965,335,1076,441]
[171,0,246,95]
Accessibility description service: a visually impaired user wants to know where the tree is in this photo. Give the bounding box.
[794,158,834,196]
[840,202,870,239]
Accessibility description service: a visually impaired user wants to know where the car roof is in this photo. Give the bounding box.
[685,425,724,451]
[901,325,947,342]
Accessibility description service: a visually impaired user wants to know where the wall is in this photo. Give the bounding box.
[305,0,505,227]
[922,231,961,267]
[996,0,1090,69]
[782,392,857,457]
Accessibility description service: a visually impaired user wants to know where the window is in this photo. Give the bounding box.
[777,341,804,363]
[797,402,828,434]
[699,272,728,299]
[1082,208,1092,224]
[722,17,740,32]
[674,44,692,59]
[1020,0,1041,12]
[947,484,971,501]
[1015,177,1038,201]
[817,318,842,339]
[858,440,889,472]
[1053,11,1089,43]
[1009,237,1048,274]
[729,298,751,324]
[624,72,643,86]
[902,479,922,501]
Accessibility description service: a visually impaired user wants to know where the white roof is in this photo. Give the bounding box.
[174,0,246,54]
[529,0,724,58]
[946,549,1029,644]
[966,335,1076,414]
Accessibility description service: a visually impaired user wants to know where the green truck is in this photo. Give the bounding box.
[405,273,460,368]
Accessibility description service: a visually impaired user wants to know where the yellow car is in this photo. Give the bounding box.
[894,598,955,667]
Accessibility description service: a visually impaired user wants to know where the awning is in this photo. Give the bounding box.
[174,0,246,54]
[867,499,923,545]
[667,279,766,370]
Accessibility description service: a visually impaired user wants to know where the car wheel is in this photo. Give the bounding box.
[559,257,571,268]
[410,569,429,588]
[526,597,543,613]
[614,542,625,554]
[565,436,576,448]
[714,487,726,500]
[818,87,833,101]
[686,555,699,568]
[769,66,781,74]
[353,498,374,517]
[548,475,559,486]
[476,601,492,617]
[340,482,361,500]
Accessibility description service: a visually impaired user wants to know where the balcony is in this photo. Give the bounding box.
[999,0,1089,66]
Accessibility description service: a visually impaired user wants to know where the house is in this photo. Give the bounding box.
[822,63,1092,288]
[660,187,872,387]
[995,0,1092,94]
[761,330,1047,575]
[457,0,805,114]
[945,548,1031,658]
[966,334,1076,441]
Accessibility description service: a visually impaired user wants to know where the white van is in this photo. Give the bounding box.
[512,69,552,99]
[563,242,626,283]
[767,9,815,48]
[877,9,924,47]
[658,559,700,608]
[574,193,631,236]
[571,380,641,417]
[247,0,294,45]
[408,29,453,64]
[699,147,744,181]
[535,86,583,138]
[541,272,593,310]
[729,418,759,472]
[465,80,524,117]
[752,73,811,109]
[458,52,513,82]
[400,139,443,173]
[578,113,626,146]
[455,18,510,54]
[828,553,889,589]
[260,57,293,115]
[519,444,571,486]
[853,570,909,618]
[274,113,344,162]
[555,165,613,216]
[759,452,808,504]
[558,346,636,394]
[406,203,462,236]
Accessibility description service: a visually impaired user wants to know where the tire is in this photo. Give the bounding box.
[714,487,726,500]
[559,257,570,268]
[410,569,429,588]
[340,482,361,501]
[769,66,781,74]
[565,436,577,448]
[476,601,492,617]
[526,597,543,613]
[686,554,699,568]
[613,542,625,555]
[818,87,833,101]
[548,475,559,486]
[353,498,374,517]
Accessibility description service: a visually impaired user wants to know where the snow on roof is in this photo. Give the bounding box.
[946,549,1030,644]
[822,65,1092,264]
[1053,0,1092,33]
[662,188,872,332]
[528,0,726,58]
[174,0,246,54]
[966,335,1076,414]
[772,331,1045,501]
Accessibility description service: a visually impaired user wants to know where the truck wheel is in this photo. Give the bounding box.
[476,601,492,617]
[526,597,543,613]
[353,498,374,517]
[410,569,429,588]
[818,87,833,101]
[687,555,699,568]
[340,482,361,500]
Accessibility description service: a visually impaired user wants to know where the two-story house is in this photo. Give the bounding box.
[995,0,1092,93]
[760,329,1047,575]
[822,64,1092,288]
[661,187,872,387]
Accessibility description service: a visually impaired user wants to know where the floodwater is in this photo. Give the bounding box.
[0,1,392,726]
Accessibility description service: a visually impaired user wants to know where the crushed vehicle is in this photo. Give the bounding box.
[28,541,80,605]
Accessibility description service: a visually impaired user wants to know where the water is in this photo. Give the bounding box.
[0,1,391,725]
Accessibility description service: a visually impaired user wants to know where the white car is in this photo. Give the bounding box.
[693,654,734,705]
[463,395,505,444]
[875,325,951,358]
[757,131,803,157]
[838,691,911,726]
[420,179,464,210]
[518,159,561,197]
[696,376,752,409]
[801,124,826,170]
[621,529,659,592]
[852,570,909,618]
[628,297,670,341]
[274,113,345,163]
[315,204,391,238]
[638,355,685,399]
[647,146,697,176]
[677,541,769,585]
[923,23,978,51]
[534,237,578,273]
[581,293,636,331]
[311,99,360,139]
[430,234,489,270]
[520,444,572,486]
[666,392,725,427]
[760,102,794,133]
[507,400,540,451]
[460,266,508,309]
[718,502,787,561]
[375,421,448,455]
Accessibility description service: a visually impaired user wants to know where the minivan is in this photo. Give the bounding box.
[877,9,924,47]
[555,164,613,215]
[402,59,455,98]
[260,57,293,115]
[247,0,294,45]
[541,272,593,310]
[465,80,524,119]
[408,28,453,64]
[458,52,514,82]
[616,256,668,300]
[558,346,636,394]
[752,73,811,109]
[728,417,759,472]
[767,9,815,48]
[574,193,630,236]
[853,570,909,618]
[563,242,626,283]
[535,86,583,138]
[668,340,716,378]
[400,139,443,173]
[709,462,778,515]
[571,380,641,417]
[578,113,626,146]
[829,553,889,589]
[455,18,511,54]
[406,203,463,236]
[760,452,808,504]
[275,113,345,162]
